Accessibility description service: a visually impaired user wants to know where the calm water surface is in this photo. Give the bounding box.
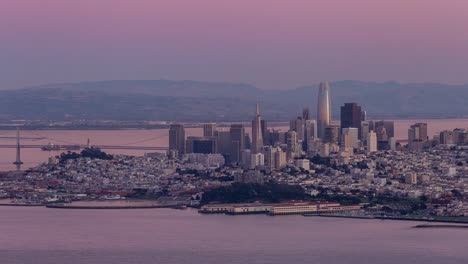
[0,119,467,170]
[0,207,467,264]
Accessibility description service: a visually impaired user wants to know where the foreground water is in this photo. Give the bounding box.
[0,119,467,171]
[0,207,467,264]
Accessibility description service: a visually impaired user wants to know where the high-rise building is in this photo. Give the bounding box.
[408,123,428,142]
[269,129,286,146]
[302,107,310,120]
[251,103,264,154]
[324,125,340,144]
[341,127,359,150]
[186,136,217,154]
[408,123,428,151]
[367,131,377,153]
[340,103,362,139]
[203,123,216,137]
[286,130,297,151]
[361,121,370,143]
[317,81,331,140]
[214,129,231,156]
[304,119,318,151]
[375,121,395,138]
[290,117,304,141]
[250,153,265,169]
[361,111,367,121]
[169,124,185,157]
[230,124,245,164]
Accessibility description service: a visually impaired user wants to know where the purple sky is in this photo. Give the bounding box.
[1,0,468,89]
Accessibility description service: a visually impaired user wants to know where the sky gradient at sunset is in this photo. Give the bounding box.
[1,0,468,89]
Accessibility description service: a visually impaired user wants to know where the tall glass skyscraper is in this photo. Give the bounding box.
[317,81,331,139]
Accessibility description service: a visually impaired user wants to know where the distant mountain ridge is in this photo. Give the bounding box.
[0,80,467,121]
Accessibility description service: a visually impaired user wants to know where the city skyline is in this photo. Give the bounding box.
[1,1,468,263]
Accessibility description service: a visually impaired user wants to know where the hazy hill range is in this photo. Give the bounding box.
[0,80,467,121]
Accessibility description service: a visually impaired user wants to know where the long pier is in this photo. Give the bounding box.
[0,144,168,151]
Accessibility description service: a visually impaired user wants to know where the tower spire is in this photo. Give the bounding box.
[256,102,260,116]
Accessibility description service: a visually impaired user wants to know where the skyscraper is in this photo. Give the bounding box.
[375,121,395,138]
[169,124,186,157]
[317,81,331,140]
[302,107,310,120]
[324,125,340,145]
[203,123,216,137]
[186,136,217,154]
[289,117,304,141]
[251,103,264,154]
[340,103,362,139]
[408,123,428,142]
[341,127,359,150]
[367,131,377,153]
[230,124,245,164]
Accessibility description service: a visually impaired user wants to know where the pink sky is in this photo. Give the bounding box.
[1,0,468,89]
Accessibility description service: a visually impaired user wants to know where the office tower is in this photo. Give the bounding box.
[324,125,340,144]
[317,81,331,139]
[169,124,185,157]
[286,130,297,151]
[186,136,217,154]
[341,127,359,150]
[408,123,428,151]
[439,130,455,145]
[368,120,375,132]
[361,121,370,143]
[408,123,428,142]
[302,107,310,120]
[375,125,388,142]
[453,128,468,145]
[304,119,317,151]
[263,146,287,170]
[244,133,251,149]
[367,131,377,153]
[215,129,231,156]
[261,120,269,146]
[361,111,367,121]
[319,143,330,157]
[340,103,362,139]
[241,149,251,168]
[230,124,245,164]
[251,103,264,154]
[290,117,304,141]
[264,146,276,170]
[250,153,265,169]
[274,148,287,169]
[203,123,216,137]
[375,121,395,138]
[269,129,286,146]
[389,137,397,151]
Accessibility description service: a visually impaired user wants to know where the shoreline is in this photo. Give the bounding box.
[304,214,468,225]
[1,204,467,226]
[45,203,183,209]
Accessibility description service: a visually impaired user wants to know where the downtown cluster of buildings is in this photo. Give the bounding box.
[168,81,468,172]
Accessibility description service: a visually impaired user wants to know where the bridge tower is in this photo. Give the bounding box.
[13,127,23,165]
